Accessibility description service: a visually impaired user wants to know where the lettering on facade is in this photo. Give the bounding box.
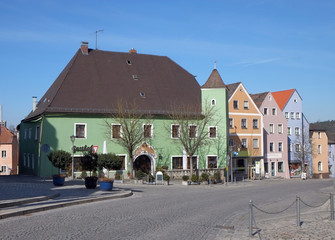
[73,145,93,154]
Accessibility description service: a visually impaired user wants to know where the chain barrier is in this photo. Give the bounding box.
[249,193,334,237]
[299,196,329,208]
[253,200,296,214]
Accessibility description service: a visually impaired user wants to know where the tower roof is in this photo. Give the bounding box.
[201,69,226,88]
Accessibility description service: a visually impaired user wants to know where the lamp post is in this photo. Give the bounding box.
[229,146,234,183]
[70,135,75,180]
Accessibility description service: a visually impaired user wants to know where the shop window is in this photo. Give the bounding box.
[207,156,217,168]
[172,156,183,169]
[278,162,284,172]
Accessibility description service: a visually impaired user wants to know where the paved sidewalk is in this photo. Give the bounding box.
[0,175,132,219]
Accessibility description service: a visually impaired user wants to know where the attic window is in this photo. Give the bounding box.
[132,75,138,80]
[140,92,146,98]
[127,60,132,65]
[211,99,216,106]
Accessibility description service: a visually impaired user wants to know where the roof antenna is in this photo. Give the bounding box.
[94,29,104,50]
[214,60,217,69]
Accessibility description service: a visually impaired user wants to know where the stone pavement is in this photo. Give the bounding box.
[0,175,132,219]
[220,184,335,240]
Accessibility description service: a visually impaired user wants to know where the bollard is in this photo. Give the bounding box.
[331,193,334,221]
[296,195,300,227]
[249,200,253,237]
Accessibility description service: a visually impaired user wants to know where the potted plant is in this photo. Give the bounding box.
[201,172,209,184]
[48,150,72,186]
[163,172,170,185]
[190,174,199,185]
[97,153,123,191]
[81,152,98,189]
[182,175,189,185]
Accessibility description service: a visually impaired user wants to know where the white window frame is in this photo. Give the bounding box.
[253,138,259,149]
[270,142,274,152]
[290,112,295,119]
[233,100,239,109]
[272,108,277,116]
[207,155,218,169]
[241,138,247,148]
[1,165,6,173]
[288,127,291,135]
[75,123,87,139]
[296,112,300,119]
[318,132,321,139]
[278,142,283,152]
[285,112,289,119]
[241,118,247,129]
[208,126,217,138]
[171,124,180,138]
[318,161,322,171]
[1,150,6,158]
[211,99,216,106]
[295,144,301,152]
[244,100,249,110]
[269,124,274,134]
[278,124,283,134]
[229,118,234,128]
[143,124,153,139]
[189,125,198,138]
[318,145,322,154]
[264,108,268,115]
[253,119,258,129]
[295,127,300,136]
[111,124,122,139]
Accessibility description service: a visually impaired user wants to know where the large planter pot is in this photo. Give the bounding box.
[99,180,114,191]
[53,175,65,186]
[85,176,98,189]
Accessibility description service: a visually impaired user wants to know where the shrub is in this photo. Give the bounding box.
[79,170,87,179]
[81,152,98,176]
[163,172,170,181]
[135,169,146,180]
[48,150,72,175]
[182,175,189,181]
[214,171,221,181]
[191,174,197,182]
[97,153,123,178]
[201,172,209,181]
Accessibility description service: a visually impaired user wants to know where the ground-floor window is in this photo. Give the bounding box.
[1,165,6,173]
[117,155,126,170]
[207,156,217,168]
[264,162,268,173]
[172,156,183,169]
[278,162,284,172]
[290,162,301,177]
[318,161,322,171]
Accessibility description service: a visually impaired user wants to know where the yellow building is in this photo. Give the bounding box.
[226,82,263,180]
[310,128,329,178]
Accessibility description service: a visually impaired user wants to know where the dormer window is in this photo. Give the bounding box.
[132,75,138,80]
[127,60,132,65]
[140,92,146,98]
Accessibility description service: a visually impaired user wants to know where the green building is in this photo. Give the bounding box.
[19,43,228,178]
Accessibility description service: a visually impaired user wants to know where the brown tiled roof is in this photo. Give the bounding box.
[226,82,241,99]
[201,69,226,88]
[250,92,269,108]
[0,126,14,144]
[24,49,201,121]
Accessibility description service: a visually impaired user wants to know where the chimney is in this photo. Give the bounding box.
[129,48,137,54]
[32,96,37,112]
[81,42,89,55]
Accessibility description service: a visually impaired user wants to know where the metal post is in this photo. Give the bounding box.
[296,195,300,227]
[231,152,233,183]
[331,193,334,221]
[249,200,253,237]
[70,135,75,180]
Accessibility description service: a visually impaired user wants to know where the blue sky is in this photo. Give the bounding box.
[1,0,334,128]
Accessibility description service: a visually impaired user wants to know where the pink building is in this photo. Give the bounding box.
[0,126,18,175]
[251,92,290,179]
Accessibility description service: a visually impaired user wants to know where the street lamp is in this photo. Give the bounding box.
[229,145,234,183]
[70,135,75,180]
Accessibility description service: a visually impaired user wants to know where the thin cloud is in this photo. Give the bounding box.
[236,58,281,67]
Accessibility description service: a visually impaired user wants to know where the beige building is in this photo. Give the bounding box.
[310,128,329,178]
[0,126,18,175]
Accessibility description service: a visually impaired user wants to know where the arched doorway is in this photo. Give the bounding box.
[133,155,152,174]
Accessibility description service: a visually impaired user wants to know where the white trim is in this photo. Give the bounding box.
[229,133,263,137]
[229,118,234,128]
[116,154,128,171]
[269,142,275,152]
[143,124,153,138]
[189,124,198,138]
[269,123,274,134]
[171,155,183,170]
[111,123,122,139]
[229,112,262,117]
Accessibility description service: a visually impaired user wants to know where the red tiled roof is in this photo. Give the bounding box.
[0,126,14,144]
[272,89,295,111]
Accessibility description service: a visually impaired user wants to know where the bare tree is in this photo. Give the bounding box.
[106,100,150,179]
[168,103,218,176]
[293,127,313,177]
